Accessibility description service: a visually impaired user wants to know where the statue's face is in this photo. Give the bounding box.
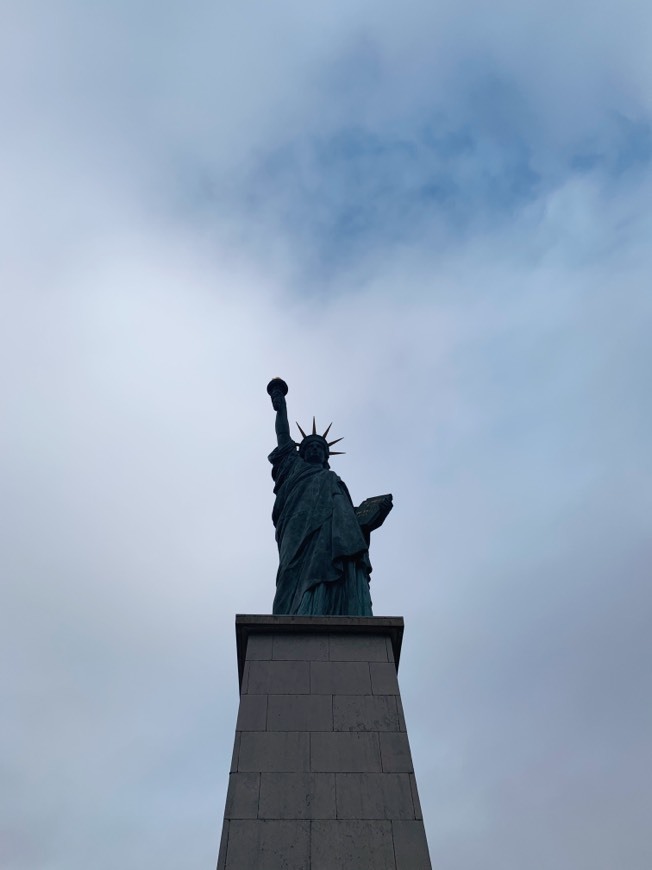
[304,440,327,465]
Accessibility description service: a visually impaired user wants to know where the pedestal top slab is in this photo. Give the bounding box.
[235,615,405,690]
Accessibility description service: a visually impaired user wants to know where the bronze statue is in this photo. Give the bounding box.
[267,378,392,616]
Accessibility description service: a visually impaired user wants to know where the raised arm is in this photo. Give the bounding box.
[267,378,292,448]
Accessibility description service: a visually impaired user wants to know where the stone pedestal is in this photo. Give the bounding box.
[217,615,432,870]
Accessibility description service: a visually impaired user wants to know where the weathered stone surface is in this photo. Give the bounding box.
[311,732,382,772]
[267,694,333,731]
[229,733,240,773]
[245,660,310,695]
[259,772,336,819]
[370,661,400,695]
[380,732,414,773]
[328,633,388,662]
[246,633,273,660]
[396,694,407,731]
[224,819,310,869]
[311,661,371,695]
[235,694,267,731]
[216,820,228,870]
[336,772,415,820]
[224,772,260,819]
[333,694,399,732]
[219,617,431,870]
[311,820,395,869]
[273,632,329,661]
[235,616,404,687]
[238,732,310,772]
[392,819,433,869]
[410,774,423,820]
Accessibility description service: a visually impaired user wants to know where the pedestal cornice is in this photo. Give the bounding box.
[235,615,405,691]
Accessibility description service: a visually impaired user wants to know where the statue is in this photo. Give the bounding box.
[267,378,393,616]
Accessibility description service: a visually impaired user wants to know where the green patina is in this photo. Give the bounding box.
[267,378,392,616]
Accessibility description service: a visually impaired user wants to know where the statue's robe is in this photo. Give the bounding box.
[269,441,373,616]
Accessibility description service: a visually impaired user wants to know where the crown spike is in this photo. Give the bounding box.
[312,416,317,435]
[322,422,333,439]
[329,451,345,455]
[296,422,307,439]
[327,437,344,447]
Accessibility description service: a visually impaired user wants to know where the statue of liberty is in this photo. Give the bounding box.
[267,378,393,616]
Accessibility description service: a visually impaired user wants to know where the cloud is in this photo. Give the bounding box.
[1,1,651,868]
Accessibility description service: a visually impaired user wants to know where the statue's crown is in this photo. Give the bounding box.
[296,417,345,456]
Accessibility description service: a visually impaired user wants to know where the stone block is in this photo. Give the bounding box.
[224,772,260,819]
[392,819,432,869]
[245,660,310,695]
[216,819,228,870]
[267,694,333,731]
[380,732,414,773]
[370,662,400,695]
[311,661,371,695]
[259,772,336,819]
[336,772,415,820]
[238,732,310,773]
[333,695,399,732]
[224,819,310,869]
[246,633,273,660]
[236,616,404,687]
[311,732,381,772]
[235,694,267,731]
[396,695,407,731]
[222,616,430,869]
[273,633,329,661]
[328,633,388,662]
[410,774,423,820]
[229,733,240,773]
[311,820,395,870]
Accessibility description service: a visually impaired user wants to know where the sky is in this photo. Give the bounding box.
[1,1,651,868]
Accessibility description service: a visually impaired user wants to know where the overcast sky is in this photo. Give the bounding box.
[1,2,651,868]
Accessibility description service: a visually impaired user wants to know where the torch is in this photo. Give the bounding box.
[266,377,289,406]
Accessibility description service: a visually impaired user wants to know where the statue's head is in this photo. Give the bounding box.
[297,418,344,467]
[299,435,329,466]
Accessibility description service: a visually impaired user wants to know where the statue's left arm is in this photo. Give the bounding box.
[355,493,393,539]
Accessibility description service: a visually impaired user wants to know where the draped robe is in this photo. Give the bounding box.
[269,441,373,616]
